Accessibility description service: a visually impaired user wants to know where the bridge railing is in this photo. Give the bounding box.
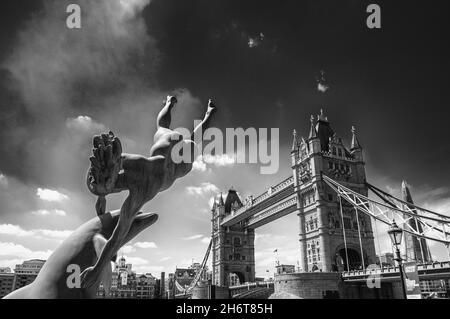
[227,176,294,218]
[342,261,450,278]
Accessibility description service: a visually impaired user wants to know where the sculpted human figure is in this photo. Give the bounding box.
[81,96,216,288]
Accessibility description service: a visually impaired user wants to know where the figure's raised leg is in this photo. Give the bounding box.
[191,99,216,141]
[156,95,178,130]
[81,191,143,288]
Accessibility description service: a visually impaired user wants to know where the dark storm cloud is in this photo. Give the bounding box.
[144,0,450,189]
[0,0,204,190]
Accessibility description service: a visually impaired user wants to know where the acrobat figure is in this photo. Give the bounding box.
[82,96,216,288]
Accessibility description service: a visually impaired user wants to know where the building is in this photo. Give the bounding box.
[0,273,15,298]
[167,273,175,299]
[174,267,196,289]
[13,259,45,291]
[291,111,377,272]
[276,265,296,275]
[377,253,395,267]
[136,274,156,299]
[158,271,165,299]
[97,256,158,299]
[211,110,377,286]
[401,182,432,263]
[0,267,12,274]
[211,189,256,286]
[14,259,45,275]
[0,260,45,298]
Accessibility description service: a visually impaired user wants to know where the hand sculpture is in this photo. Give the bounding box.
[3,210,158,299]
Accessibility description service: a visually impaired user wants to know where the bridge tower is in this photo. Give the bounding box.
[211,189,255,286]
[292,110,377,272]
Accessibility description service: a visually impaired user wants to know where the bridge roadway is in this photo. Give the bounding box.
[342,261,450,282]
[221,176,296,228]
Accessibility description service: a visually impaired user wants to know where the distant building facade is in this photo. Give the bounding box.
[0,260,45,298]
[276,265,296,275]
[97,256,158,299]
[377,253,395,267]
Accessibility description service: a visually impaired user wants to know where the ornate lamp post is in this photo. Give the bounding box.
[388,221,407,299]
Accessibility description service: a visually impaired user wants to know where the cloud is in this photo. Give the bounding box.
[36,188,69,202]
[120,241,158,254]
[186,182,219,196]
[134,241,158,249]
[201,237,211,244]
[203,154,236,167]
[31,209,67,217]
[0,224,72,241]
[0,173,8,188]
[192,154,236,173]
[182,234,204,241]
[247,33,265,48]
[121,245,136,254]
[0,242,53,260]
[317,83,329,93]
[181,234,210,246]
[66,116,106,133]
[192,156,208,172]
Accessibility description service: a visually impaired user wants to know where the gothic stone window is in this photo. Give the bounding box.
[307,240,321,264]
[306,215,319,232]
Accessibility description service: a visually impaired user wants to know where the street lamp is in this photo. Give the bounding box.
[388,221,407,299]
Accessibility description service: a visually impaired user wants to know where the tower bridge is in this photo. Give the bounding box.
[211,110,379,286]
[180,110,450,298]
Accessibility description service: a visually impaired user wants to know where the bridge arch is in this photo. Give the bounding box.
[334,243,368,271]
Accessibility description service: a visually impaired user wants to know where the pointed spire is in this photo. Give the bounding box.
[351,126,362,150]
[309,115,317,139]
[211,198,217,211]
[218,192,225,206]
[401,181,414,204]
[318,109,328,122]
[292,129,299,151]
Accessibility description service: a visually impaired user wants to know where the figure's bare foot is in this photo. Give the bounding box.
[166,95,178,106]
[207,99,216,116]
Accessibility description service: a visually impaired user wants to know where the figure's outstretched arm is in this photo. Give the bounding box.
[81,192,143,288]
[156,96,178,130]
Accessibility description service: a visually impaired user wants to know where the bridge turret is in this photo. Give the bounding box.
[308,114,321,154]
[211,189,255,287]
[294,110,376,273]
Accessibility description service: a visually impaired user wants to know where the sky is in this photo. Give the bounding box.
[0,0,449,279]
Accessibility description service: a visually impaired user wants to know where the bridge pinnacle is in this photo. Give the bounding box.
[309,115,317,139]
[292,129,299,151]
[351,125,362,150]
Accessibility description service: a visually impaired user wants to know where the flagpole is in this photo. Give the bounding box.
[274,249,280,266]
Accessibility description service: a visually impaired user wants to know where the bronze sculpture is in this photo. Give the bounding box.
[4,96,216,298]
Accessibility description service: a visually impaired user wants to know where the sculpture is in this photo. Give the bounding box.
[82,95,216,288]
[4,95,216,298]
[4,210,158,299]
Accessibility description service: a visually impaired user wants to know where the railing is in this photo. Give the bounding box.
[246,196,297,226]
[225,176,294,219]
[342,261,450,278]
